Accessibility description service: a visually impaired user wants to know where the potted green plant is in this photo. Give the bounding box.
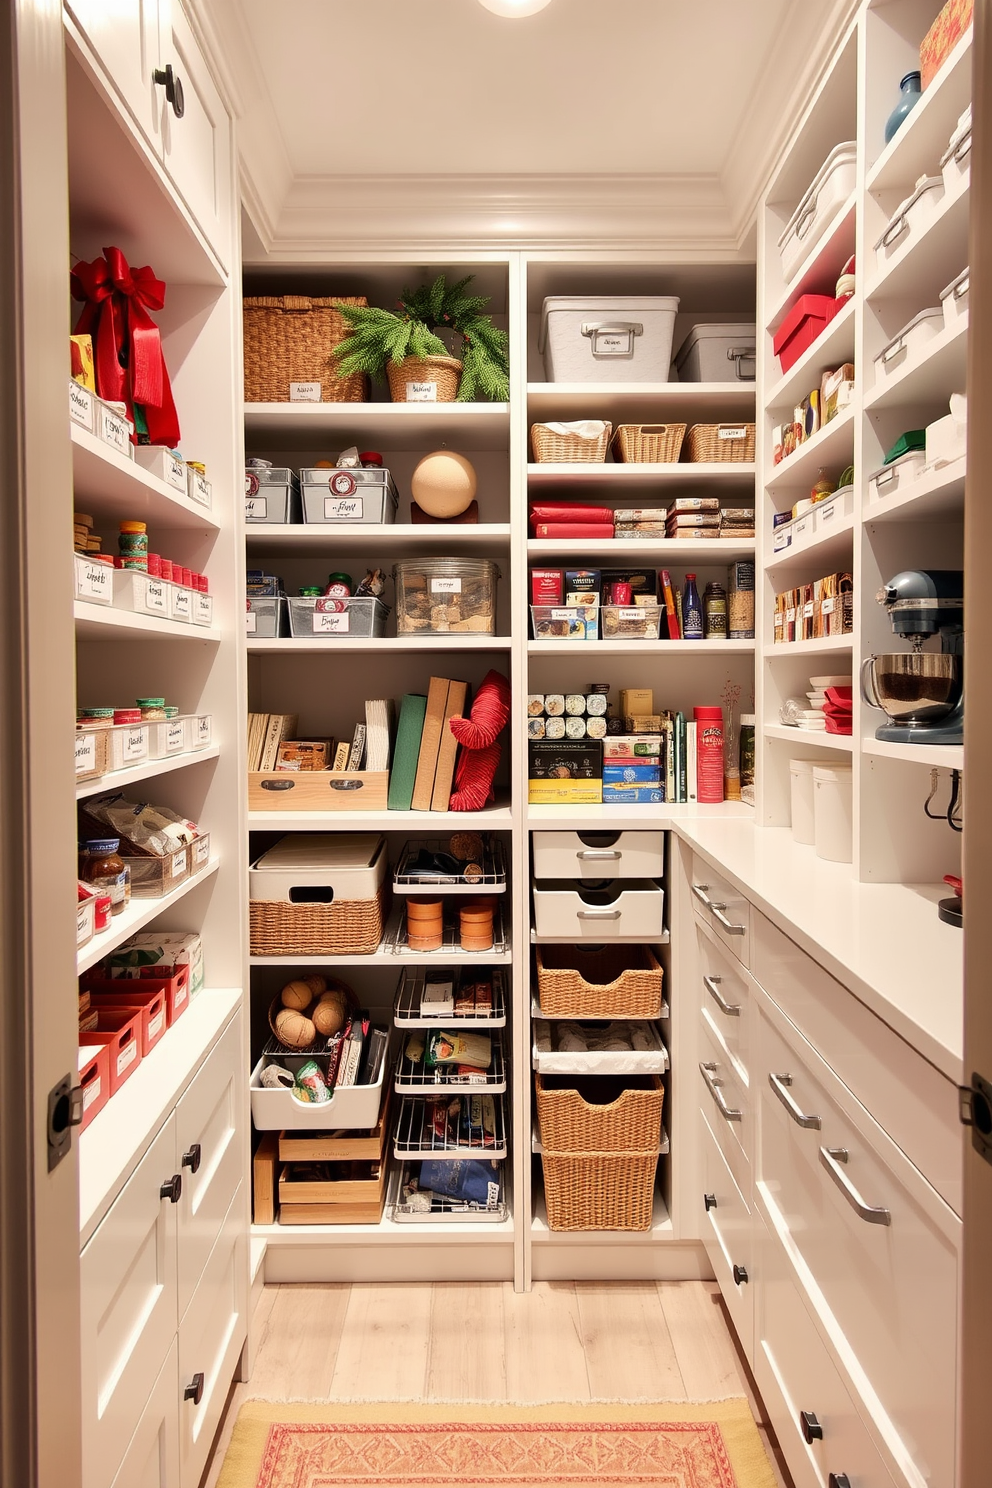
[333,274,510,403]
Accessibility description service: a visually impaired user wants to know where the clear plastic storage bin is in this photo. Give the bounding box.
[601,605,662,640]
[531,605,599,641]
[393,557,499,635]
[287,595,389,638]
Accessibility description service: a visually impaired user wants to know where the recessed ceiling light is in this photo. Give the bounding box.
[478,0,553,15]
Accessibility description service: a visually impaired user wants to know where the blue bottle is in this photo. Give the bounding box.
[682,573,703,640]
[884,71,922,144]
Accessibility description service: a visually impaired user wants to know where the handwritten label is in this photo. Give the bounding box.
[405,381,437,402]
[69,380,93,428]
[551,608,573,620]
[786,607,797,624]
[75,558,111,602]
[324,495,364,520]
[246,609,257,633]
[245,496,268,520]
[171,850,187,879]
[171,588,192,621]
[75,733,97,775]
[117,1039,137,1076]
[174,982,188,1013]
[123,728,148,762]
[196,716,211,746]
[141,578,167,614]
[793,516,809,538]
[431,576,461,593]
[290,382,321,401]
[193,594,213,626]
[193,836,210,865]
[166,720,185,752]
[82,1073,101,1110]
[313,611,350,633]
[819,501,837,524]
[148,1010,165,1041]
[803,601,814,618]
[164,454,186,490]
[618,607,642,620]
[77,902,92,944]
[188,470,211,507]
[820,596,836,615]
[592,330,632,356]
[99,405,131,454]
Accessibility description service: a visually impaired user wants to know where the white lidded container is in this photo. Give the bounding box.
[539,296,680,383]
[813,763,853,863]
[941,106,972,193]
[531,829,665,880]
[777,141,857,282]
[532,878,665,939]
[874,307,944,383]
[874,175,945,271]
[940,266,969,329]
[674,323,756,382]
[868,450,927,502]
[249,833,388,904]
[789,758,817,845]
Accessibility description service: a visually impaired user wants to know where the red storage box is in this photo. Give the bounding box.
[773,295,844,373]
[89,994,167,1058]
[82,964,190,1027]
[77,1043,110,1131]
[84,1010,143,1094]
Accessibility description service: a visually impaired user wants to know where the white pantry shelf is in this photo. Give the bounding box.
[244,400,509,451]
[764,636,854,659]
[76,859,220,974]
[74,602,221,643]
[527,537,755,564]
[528,639,755,657]
[247,635,511,654]
[863,738,963,771]
[863,456,966,525]
[766,299,856,413]
[527,462,755,487]
[526,802,754,831]
[765,406,855,493]
[252,1212,514,1245]
[245,523,511,555]
[764,512,855,575]
[866,170,969,304]
[76,745,220,800]
[247,796,513,832]
[764,725,854,752]
[526,381,756,420]
[866,29,973,194]
[70,424,220,531]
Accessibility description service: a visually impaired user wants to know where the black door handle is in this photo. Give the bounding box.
[154,64,185,119]
[184,1372,204,1405]
[828,1476,851,1488]
[732,1264,748,1285]
[704,1193,717,1211]
[182,1143,202,1174]
[159,1173,182,1204]
[800,1410,823,1443]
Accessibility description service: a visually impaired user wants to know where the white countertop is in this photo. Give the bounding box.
[674,819,963,1085]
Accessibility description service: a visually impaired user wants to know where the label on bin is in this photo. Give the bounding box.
[818,501,837,524]
[718,426,747,440]
[100,405,131,454]
[821,597,836,615]
[69,381,93,427]
[193,836,210,865]
[313,611,350,634]
[773,529,792,552]
[193,594,213,626]
[76,559,111,602]
[188,471,211,507]
[618,608,642,620]
[803,601,814,618]
[431,577,462,593]
[171,850,187,879]
[290,382,321,401]
[116,1040,137,1077]
[75,733,96,775]
[196,716,211,746]
[245,496,268,520]
[166,721,185,752]
[123,729,147,762]
[172,588,192,620]
[324,495,364,520]
[246,609,257,633]
[406,381,437,402]
[142,579,167,613]
[77,903,92,944]
[148,1010,165,1040]
[792,516,809,539]
[165,455,187,490]
[82,1073,101,1110]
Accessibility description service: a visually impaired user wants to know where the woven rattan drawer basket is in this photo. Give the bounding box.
[685,422,756,462]
[535,944,664,1019]
[536,1074,664,1152]
[249,883,387,957]
[531,422,611,462]
[243,295,367,404]
[540,1149,659,1231]
[612,423,686,463]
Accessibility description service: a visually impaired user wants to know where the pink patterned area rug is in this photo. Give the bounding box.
[216,1401,779,1487]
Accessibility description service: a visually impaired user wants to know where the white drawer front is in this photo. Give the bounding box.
[690,854,750,966]
[754,1215,899,1488]
[532,829,665,880]
[696,918,751,1083]
[178,1188,248,1488]
[81,1116,179,1488]
[757,996,958,1488]
[698,1012,751,1195]
[176,1014,243,1316]
[700,1106,753,1359]
[109,1341,180,1488]
[532,879,665,939]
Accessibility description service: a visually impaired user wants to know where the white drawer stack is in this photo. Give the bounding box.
[532,831,666,940]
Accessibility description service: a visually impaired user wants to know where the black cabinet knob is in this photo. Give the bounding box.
[732,1264,748,1285]
[184,1372,204,1405]
[828,1476,851,1488]
[704,1193,717,1211]
[159,1173,182,1204]
[182,1143,202,1174]
[800,1410,823,1443]
[153,64,185,119]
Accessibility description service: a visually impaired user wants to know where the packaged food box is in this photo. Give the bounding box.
[108,931,204,996]
[603,763,662,785]
[602,736,662,760]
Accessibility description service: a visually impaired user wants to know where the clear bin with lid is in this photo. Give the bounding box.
[393,557,500,635]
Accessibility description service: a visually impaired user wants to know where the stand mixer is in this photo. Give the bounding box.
[861,569,964,745]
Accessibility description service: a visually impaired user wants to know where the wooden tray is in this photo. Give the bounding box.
[278,1091,391,1162]
[248,770,389,813]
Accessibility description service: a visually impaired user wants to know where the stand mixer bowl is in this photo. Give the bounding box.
[861,652,961,723]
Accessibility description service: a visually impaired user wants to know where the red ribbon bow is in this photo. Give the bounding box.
[71,246,181,447]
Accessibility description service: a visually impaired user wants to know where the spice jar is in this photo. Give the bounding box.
[324,572,353,598]
[136,698,167,720]
[359,451,383,469]
[703,582,727,639]
[79,838,131,916]
[118,521,148,571]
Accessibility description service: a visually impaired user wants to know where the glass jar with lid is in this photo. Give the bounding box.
[79,838,131,916]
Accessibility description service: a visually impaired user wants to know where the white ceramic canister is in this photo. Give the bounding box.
[789,758,818,845]
[813,763,854,863]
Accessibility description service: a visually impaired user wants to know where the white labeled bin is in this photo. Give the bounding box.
[868,450,926,501]
[191,591,213,627]
[134,446,187,493]
[69,378,95,433]
[874,307,944,384]
[874,175,944,272]
[186,466,212,508]
[191,713,212,750]
[250,1053,386,1131]
[108,722,150,771]
[73,554,113,606]
[111,568,170,618]
[147,717,187,759]
[300,467,398,525]
[532,878,665,939]
[926,394,967,468]
[789,758,817,845]
[777,142,857,282]
[247,596,286,637]
[814,484,854,535]
[532,829,666,880]
[168,584,194,624]
[245,466,300,524]
[287,595,389,638]
[674,323,756,382]
[94,398,134,458]
[940,267,969,330]
[941,106,972,193]
[538,296,680,383]
[813,763,853,863]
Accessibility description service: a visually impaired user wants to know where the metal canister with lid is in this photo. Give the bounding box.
[703,582,727,639]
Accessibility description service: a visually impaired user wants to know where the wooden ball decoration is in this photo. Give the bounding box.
[313,996,347,1038]
[281,979,313,1011]
[302,974,328,997]
[274,1007,316,1048]
[411,450,477,519]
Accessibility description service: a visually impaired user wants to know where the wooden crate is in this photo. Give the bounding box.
[277,1159,387,1225]
[248,770,389,813]
[278,1090,390,1162]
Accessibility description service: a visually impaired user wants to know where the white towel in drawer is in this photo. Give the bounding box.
[532,830,665,880]
[532,878,664,939]
[756,992,958,1488]
[532,1017,668,1074]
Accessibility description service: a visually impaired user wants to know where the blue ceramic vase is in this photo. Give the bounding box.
[884,71,922,144]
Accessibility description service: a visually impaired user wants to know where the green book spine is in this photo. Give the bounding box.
[387,694,428,810]
[676,712,687,803]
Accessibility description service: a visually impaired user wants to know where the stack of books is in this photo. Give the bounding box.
[529,503,614,540]
[388,676,470,812]
[665,497,721,539]
[613,508,668,539]
[247,700,393,774]
[719,506,756,538]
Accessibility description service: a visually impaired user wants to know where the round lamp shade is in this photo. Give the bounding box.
[411,450,478,519]
[478,0,552,13]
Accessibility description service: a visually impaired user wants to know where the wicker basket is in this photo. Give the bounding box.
[535,944,664,1019]
[243,295,367,404]
[541,1149,659,1231]
[685,422,756,462]
[386,356,462,403]
[249,884,387,957]
[536,1074,664,1152]
[612,423,686,463]
[531,422,611,463]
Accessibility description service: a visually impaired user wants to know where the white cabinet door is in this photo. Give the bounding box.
[176,1013,243,1317]
[109,1341,180,1488]
[700,1106,753,1360]
[64,0,164,150]
[178,1189,248,1488]
[81,1116,180,1488]
[156,0,232,268]
[696,917,751,1083]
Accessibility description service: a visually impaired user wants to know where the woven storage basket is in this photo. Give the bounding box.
[685,422,756,462]
[536,1074,664,1152]
[249,884,387,957]
[541,1149,659,1231]
[243,295,367,403]
[386,355,462,403]
[613,423,686,463]
[531,422,611,463]
[535,943,664,1019]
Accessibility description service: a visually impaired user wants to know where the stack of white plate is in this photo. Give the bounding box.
[795,673,849,730]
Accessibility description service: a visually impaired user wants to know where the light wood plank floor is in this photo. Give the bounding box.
[204,1281,793,1487]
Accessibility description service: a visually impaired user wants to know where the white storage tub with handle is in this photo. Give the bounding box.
[777,141,857,282]
[539,296,680,383]
[532,878,665,939]
[874,175,945,272]
[868,450,927,502]
[674,323,756,383]
[941,106,972,193]
[813,762,853,863]
[789,758,817,845]
[873,307,944,384]
[532,829,665,880]
[940,267,969,329]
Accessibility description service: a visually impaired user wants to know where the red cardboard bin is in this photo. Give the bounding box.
[82,963,190,1027]
[773,294,844,373]
[88,994,167,1058]
[83,1008,143,1095]
[76,1043,110,1131]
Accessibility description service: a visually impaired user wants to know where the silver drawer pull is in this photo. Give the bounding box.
[576,908,621,920]
[710,902,746,935]
[769,1073,821,1129]
[703,974,740,1017]
[699,1061,742,1122]
[576,849,621,861]
[692,883,713,907]
[819,1146,891,1226]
